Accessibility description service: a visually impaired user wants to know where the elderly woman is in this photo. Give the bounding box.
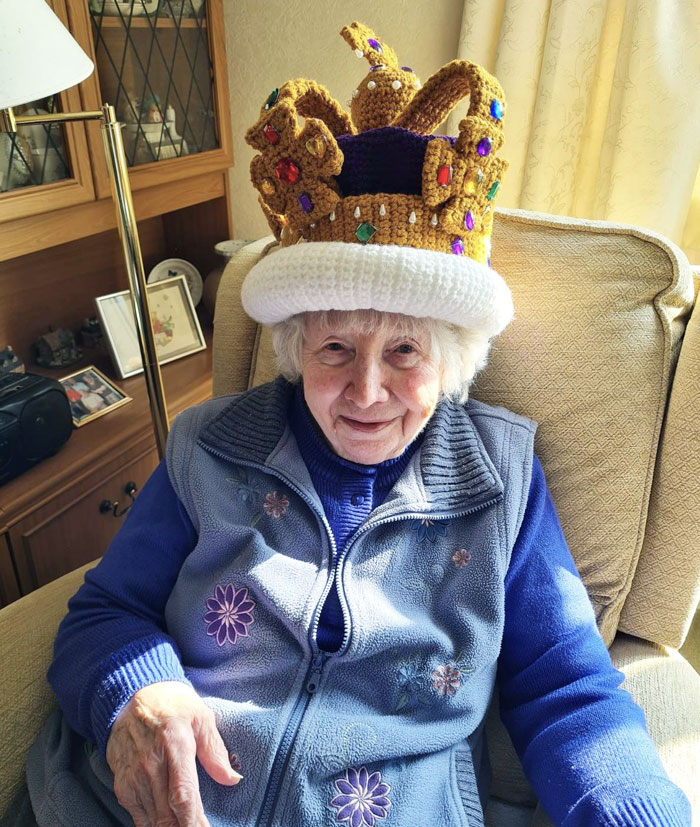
[28,21,690,827]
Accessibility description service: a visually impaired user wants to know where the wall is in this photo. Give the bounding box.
[223,0,465,240]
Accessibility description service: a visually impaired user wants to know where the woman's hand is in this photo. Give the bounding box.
[106,681,242,827]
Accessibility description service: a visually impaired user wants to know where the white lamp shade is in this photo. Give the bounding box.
[0,0,94,109]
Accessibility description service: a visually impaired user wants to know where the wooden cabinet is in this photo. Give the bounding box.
[0,0,233,602]
[9,442,158,593]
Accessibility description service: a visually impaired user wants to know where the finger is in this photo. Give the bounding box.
[193,716,242,786]
[164,727,207,826]
[146,747,181,827]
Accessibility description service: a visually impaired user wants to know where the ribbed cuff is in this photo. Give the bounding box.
[605,796,692,827]
[90,635,191,755]
[562,779,692,827]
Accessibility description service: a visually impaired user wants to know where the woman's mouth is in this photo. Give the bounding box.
[338,416,393,433]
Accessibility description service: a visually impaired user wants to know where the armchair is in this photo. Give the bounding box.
[1,207,698,825]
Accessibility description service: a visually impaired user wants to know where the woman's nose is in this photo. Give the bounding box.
[344,358,390,408]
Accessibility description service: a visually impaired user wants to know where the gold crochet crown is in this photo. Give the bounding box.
[245,22,507,264]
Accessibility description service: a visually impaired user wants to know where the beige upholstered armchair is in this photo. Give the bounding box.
[1,208,699,825]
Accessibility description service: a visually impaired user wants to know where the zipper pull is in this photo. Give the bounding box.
[306,653,327,694]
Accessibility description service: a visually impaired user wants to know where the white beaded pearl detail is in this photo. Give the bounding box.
[379,204,386,216]
[392,80,402,90]
[430,213,438,227]
[408,211,417,224]
[329,211,336,222]
[352,88,359,98]
[354,206,361,218]
[367,80,376,90]
[355,49,364,58]
[413,80,421,89]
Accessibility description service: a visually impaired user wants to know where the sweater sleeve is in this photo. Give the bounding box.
[48,459,198,755]
[497,454,691,827]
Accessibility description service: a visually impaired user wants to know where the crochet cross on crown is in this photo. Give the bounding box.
[245,22,507,265]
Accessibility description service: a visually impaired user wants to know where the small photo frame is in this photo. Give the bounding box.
[59,366,132,427]
[95,274,206,379]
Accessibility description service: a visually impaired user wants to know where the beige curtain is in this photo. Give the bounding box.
[446,0,700,263]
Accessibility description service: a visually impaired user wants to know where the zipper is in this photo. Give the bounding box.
[314,496,503,653]
[200,441,501,825]
[256,651,330,827]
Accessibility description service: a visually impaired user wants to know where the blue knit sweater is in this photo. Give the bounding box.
[45,383,690,826]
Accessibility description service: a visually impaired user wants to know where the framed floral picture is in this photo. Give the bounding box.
[95,274,206,378]
[59,365,132,427]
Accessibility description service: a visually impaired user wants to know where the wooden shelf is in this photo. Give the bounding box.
[0,325,213,527]
[93,16,206,28]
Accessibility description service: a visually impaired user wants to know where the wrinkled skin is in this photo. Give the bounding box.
[106,682,242,827]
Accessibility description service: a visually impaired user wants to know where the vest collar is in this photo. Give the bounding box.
[199,376,503,511]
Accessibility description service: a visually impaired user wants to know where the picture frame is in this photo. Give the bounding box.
[59,365,132,428]
[95,274,206,379]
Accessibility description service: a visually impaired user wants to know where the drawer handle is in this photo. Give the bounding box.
[99,481,138,518]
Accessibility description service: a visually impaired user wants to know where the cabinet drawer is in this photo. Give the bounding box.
[10,447,158,595]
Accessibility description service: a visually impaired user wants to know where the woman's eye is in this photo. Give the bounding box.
[396,343,416,354]
[325,342,344,351]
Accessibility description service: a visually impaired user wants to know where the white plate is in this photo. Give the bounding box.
[147,258,203,306]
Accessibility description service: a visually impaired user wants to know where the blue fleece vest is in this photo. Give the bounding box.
[164,377,535,827]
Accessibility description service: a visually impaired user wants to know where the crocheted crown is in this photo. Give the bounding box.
[245,21,508,265]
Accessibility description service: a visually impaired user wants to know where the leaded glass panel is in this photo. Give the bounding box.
[89,0,218,167]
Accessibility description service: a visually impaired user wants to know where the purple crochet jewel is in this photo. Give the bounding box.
[298,192,313,213]
[477,137,492,157]
[451,237,465,255]
[464,210,475,231]
[401,66,413,72]
[204,584,255,647]
[367,38,382,53]
[369,64,386,71]
[330,767,392,827]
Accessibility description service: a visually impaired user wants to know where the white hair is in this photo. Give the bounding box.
[269,309,493,404]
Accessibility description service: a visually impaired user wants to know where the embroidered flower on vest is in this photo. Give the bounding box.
[410,518,448,542]
[432,663,462,696]
[263,491,290,517]
[395,663,424,711]
[451,548,472,567]
[330,767,391,826]
[226,468,260,503]
[204,584,256,646]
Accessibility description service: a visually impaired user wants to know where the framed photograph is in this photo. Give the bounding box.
[59,366,132,428]
[95,274,206,379]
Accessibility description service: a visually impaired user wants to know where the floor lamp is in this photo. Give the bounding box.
[0,0,169,458]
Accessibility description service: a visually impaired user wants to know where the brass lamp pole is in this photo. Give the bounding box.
[0,103,169,459]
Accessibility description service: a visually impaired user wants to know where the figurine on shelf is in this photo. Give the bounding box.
[122,94,189,165]
[16,101,68,185]
[142,94,163,124]
[0,345,25,376]
[0,132,34,191]
[33,328,82,369]
[79,316,104,350]
[89,0,160,17]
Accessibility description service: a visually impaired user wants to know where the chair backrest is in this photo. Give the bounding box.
[212,208,700,648]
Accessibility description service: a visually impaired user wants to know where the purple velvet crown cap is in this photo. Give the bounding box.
[335,126,456,197]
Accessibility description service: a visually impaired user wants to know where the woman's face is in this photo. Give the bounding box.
[301,314,441,465]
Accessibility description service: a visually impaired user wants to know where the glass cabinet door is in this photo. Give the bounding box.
[88,0,219,169]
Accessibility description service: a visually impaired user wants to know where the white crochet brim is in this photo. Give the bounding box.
[241,241,514,337]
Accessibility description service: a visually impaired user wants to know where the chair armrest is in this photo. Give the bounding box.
[0,562,96,818]
[532,632,700,826]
